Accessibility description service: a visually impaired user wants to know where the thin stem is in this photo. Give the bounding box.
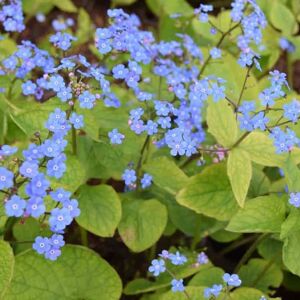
[220,234,258,256]
[230,131,250,149]
[236,64,253,110]
[225,96,238,110]
[136,135,150,189]
[72,126,77,156]
[199,22,240,76]
[233,233,269,273]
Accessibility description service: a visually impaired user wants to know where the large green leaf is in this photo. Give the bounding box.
[238,258,283,293]
[177,163,239,221]
[282,154,300,192]
[4,245,122,300]
[227,148,252,207]
[144,156,188,195]
[189,266,224,287]
[207,100,238,148]
[231,287,278,300]
[227,195,286,233]
[118,198,167,252]
[76,185,122,237]
[239,132,285,167]
[283,230,300,277]
[75,8,93,45]
[0,240,14,299]
[146,0,193,17]
[270,1,298,35]
[53,0,77,12]
[147,287,206,300]
[281,208,300,239]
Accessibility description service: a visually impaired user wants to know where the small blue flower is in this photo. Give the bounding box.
[63,199,80,218]
[49,207,73,231]
[25,173,50,197]
[108,129,125,144]
[5,195,26,217]
[50,188,71,203]
[169,251,187,265]
[45,247,61,261]
[50,234,65,248]
[26,196,46,218]
[204,284,223,298]
[33,236,51,254]
[46,155,66,179]
[70,113,84,129]
[171,279,185,292]
[78,91,96,109]
[210,47,222,59]
[122,169,137,186]
[22,80,37,95]
[0,145,18,156]
[289,193,300,208]
[146,120,158,135]
[0,167,14,190]
[148,259,166,276]
[112,64,129,80]
[197,252,209,265]
[49,32,77,51]
[223,273,242,287]
[19,161,39,178]
[141,173,152,189]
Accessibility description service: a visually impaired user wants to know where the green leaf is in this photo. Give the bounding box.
[76,185,122,237]
[238,258,283,293]
[118,198,167,252]
[148,287,206,300]
[257,237,283,266]
[207,100,238,148]
[9,98,67,137]
[144,156,188,195]
[248,166,271,199]
[5,245,122,300]
[282,154,300,192]
[177,163,239,221]
[239,132,286,167]
[211,230,241,243]
[112,0,137,6]
[227,148,252,207]
[189,266,224,287]
[231,287,278,300]
[283,230,300,276]
[22,0,53,16]
[50,154,86,193]
[227,195,286,233]
[53,0,77,12]
[0,240,14,299]
[75,8,93,45]
[270,1,298,35]
[281,208,300,239]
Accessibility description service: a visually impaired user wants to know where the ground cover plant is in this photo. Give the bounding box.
[0,0,300,299]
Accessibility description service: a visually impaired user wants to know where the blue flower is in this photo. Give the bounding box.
[283,100,300,123]
[70,113,84,129]
[49,207,73,231]
[19,161,39,178]
[171,279,185,292]
[223,273,242,287]
[0,167,14,190]
[49,32,77,51]
[45,247,61,261]
[141,173,152,189]
[26,196,46,218]
[5,195,26,217]
[289,193,300,208]
[148,259,166,276]
[108,129,125,144]
[25,173,50,197]
[50,188,71,203]
[63,199,80,218]
[122,169,137,186]
[46,154,66,179]
[210,47,222,59]
[146,120,158,135]
[78,91,96,109]
[33,236,51,254]
[50,234,65,248]
[57,86,72,102]
[169,251,187,265]
[204,284,223,298]
[112,64,129,80]
[22,80,37,95]
[0,145,18,156]
[197,252,209,265]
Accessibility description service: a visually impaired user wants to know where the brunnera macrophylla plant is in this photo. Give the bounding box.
[0,0,300,299]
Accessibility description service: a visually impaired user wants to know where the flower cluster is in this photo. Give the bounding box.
[1,105,80,260]
[122,169,152,190]
[0,0,25,32]
[148,250,208,293]
[204,273,242,298]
